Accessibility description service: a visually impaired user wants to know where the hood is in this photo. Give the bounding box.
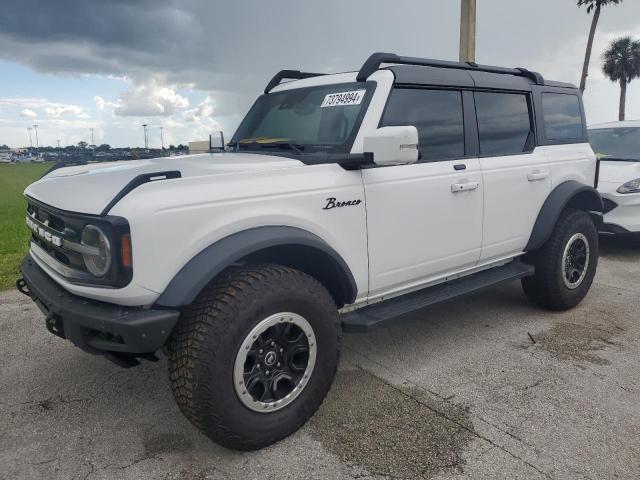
[24,152,303,215]
[598,160,640,184]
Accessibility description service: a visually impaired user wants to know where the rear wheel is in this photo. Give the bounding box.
[167,264,340,451]
[522,208,598,310]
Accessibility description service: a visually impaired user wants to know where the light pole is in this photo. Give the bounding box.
[27,127,33,148]
[159,126,164,150]
[142,124,148,150]
[33,124,39,148]
[459,0,476,63]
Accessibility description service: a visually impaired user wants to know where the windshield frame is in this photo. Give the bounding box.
[588,126,640,162]
[230,80,377,155]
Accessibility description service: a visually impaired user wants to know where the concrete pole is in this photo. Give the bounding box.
[459,0,476,63]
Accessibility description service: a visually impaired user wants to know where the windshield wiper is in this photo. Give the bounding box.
[231,140,305,155]
[258,141,305,155]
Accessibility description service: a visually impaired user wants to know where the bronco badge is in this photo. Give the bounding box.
[323,197,363,210]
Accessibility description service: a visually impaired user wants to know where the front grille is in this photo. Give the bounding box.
[25,197,132,288]
[27,202,84,271]
[28,202,67,233]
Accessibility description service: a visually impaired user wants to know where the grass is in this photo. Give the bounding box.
[0,162,52,290]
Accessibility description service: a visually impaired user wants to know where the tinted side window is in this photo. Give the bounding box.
[475,92,532,156]
[381,88,465,161]
[542,93,583,140]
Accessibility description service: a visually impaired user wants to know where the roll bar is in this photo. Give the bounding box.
[264,70,326,94]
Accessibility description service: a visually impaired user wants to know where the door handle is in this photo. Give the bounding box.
[527,170,549,182]
[451,181,480,193]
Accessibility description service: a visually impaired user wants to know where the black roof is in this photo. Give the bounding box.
[264,52,578,94]
[388,65,576,91]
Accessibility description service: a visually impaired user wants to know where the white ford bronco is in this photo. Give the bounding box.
[18,53,603,450]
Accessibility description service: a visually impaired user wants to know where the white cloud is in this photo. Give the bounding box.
[88,80,223,146]
[103,78,190,117]
[0,97,86,119]
[94,95,105,110]
[20,108,37,119]
[184,96,215,122]
[94,95,119,111]
[45,104,84,118]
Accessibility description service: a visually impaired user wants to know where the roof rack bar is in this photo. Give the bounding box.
[264,70,326,94]
[356,52,545,85]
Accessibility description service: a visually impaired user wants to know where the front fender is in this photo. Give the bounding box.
[154,226,357,307]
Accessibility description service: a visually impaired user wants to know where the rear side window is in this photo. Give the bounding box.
[542,93,583,140]
[381,88,465,161]
[475,92,533,156]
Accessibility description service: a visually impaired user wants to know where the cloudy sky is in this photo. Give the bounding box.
[1,0,639,148]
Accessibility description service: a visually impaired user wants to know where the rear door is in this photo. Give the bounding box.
[537,90,595,191]
[362,88,483,298]
[475,91,552,261]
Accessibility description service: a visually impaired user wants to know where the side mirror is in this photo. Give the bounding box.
[209,131,225,151]
[363,126,419,166]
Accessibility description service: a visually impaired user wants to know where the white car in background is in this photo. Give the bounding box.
[589,120,640,237]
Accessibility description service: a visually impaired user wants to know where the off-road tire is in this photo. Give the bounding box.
[167,264,340,451]
[522,208,598,310]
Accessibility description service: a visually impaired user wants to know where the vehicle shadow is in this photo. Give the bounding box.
[599,235,640,260]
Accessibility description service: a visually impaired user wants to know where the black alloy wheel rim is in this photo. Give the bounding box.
[234,313,316,412]
[562,233,590,289]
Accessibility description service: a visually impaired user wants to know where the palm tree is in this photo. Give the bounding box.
[602,36,640,121]
[577,0,623,92]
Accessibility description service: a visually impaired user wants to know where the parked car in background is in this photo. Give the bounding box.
[589,120,640,237]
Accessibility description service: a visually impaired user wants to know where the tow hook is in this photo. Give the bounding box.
[16,278,30,297]
[45,314,66,339]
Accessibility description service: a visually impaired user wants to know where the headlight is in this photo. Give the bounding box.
[617,178,640,194]
[81,225,112,277]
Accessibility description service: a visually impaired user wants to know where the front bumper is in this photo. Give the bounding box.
[599,184,640,234]
[19,254,180,365]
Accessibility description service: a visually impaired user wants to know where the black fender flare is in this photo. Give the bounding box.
[155,226,358,308]
[525,180,603,252]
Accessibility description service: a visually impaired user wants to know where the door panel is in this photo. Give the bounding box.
[479,149,552,261]
[473,91,552,261]
[363,159,483,297]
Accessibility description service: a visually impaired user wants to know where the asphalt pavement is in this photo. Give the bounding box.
[1,238,639,479]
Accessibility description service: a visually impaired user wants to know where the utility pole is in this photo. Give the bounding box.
[33,124,39,148]
[142,124,148,150]
[27,127,33,148]
[90,128,95,146]
[159,126,164,150]
[459,0,476,63]
[57,136,61,149]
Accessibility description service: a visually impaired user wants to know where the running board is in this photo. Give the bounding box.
[341,261,535,333]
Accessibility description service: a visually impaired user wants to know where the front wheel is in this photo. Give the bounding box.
[522,208,598,310]
[167,264,340,451]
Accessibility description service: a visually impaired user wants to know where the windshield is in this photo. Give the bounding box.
[589,127,640,162]
[230,82,375,154]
